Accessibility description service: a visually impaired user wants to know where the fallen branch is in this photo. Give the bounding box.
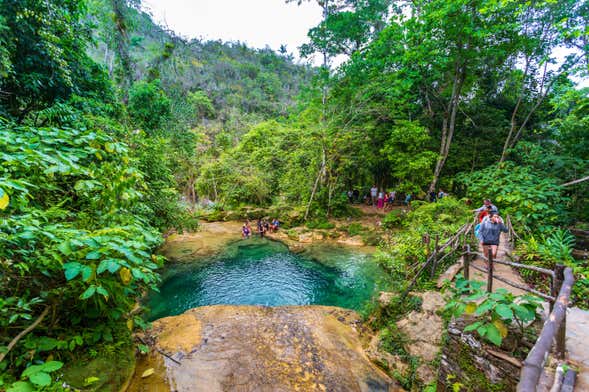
[561,175,589,187]
[0,305,50,363]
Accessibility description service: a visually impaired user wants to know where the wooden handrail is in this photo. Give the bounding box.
[517,267,574,391]
[400,221,472,300]
[466,252,554,276]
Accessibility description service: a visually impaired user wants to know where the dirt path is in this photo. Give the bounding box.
[468,233,527,295]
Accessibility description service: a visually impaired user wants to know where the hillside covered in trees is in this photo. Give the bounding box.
[0,0,587,390]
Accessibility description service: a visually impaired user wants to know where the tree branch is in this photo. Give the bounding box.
[0,306,50,364]
[561,175,589,187]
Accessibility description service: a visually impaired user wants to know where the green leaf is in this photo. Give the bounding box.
[29,372,51,386]
[475,300,494,316]
[63,262,82,281]
[464,321,482,332]
[81,265,93,282]
[484,323,503,346]
[57,241,72,256]
[84,376,101,386]
[80,286,96,300]
[96,286,109,299]
[85,250,102,260]
[21,365,43,378]
[495,304,514,320]
[97,259,120,274]
[7,381,34,392]
[513,304,535,322]
[41,361,63,372]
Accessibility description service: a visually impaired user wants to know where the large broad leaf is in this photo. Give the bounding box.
[57,241,72,256]
[81,265,93,282]
[464,321,483,332]
[63,262,82,281]
[474,300,494,316]
[119,268,132,285]
[41,361,63,372]
[29,372,51,387]
[513,304,535,322]
[80,286,96,300]
[85,250,102,260]
[464,302,477,315]
[484,323,503,346]
[97,259,120,274]
[96,286,109,299]
[495,304,514,320]
[21,365,43,378]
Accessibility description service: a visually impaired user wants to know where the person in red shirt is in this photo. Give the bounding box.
[478,205,493,222]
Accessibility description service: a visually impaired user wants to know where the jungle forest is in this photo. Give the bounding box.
[0,0,588,391]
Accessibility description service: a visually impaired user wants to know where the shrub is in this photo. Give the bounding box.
[444,278,542,348]
[457,162,567,232]
[347,222,364,236]
[0,124,164,379]
[306,219,335,230]
[382,209,406,228]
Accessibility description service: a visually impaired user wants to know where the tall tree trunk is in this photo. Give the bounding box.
[428,64,465,193]
[304,145,326,220]
[499,57,530,163]
[110,0,134,101]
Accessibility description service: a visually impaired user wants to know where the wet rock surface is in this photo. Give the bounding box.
[161,222,243,261]
[128,305,403,392]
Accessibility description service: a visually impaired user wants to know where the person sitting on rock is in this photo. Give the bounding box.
[271,218,280,232]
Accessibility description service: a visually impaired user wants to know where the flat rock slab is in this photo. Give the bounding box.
[128,305,402,392]
[565,307,589,391]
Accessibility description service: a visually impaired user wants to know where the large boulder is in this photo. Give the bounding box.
[128,305,403,392]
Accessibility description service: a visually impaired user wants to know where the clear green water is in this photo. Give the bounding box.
[147,238,392,320]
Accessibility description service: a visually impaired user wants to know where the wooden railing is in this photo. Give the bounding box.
[518,266,575,391]
[399,219,475,300]
[399,215,576,390]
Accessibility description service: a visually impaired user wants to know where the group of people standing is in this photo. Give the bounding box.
[474,199,508,259]
[348,185,452,210]
[347,186,411,209]
[242,218,280,239]
[370,186,399,210]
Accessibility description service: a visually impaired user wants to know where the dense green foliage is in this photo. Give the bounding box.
[0,0,587,388]
[376,197,471,282]
[0,122,163,388]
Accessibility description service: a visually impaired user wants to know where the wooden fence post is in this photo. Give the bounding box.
[487,247,494,293]
[554,264,566,359]
[463,245,471,281]
[430,234,439,279]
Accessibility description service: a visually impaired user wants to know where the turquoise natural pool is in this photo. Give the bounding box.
[147,238,393,320]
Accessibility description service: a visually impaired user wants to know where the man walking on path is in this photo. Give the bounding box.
[370,185,378,207]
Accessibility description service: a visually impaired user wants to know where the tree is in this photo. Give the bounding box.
[381,121,437,192]
[499,0,589,162]
[127,79,171,131]
[0,0,96,120]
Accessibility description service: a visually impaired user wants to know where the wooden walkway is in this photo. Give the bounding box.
[465,233,589,391]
